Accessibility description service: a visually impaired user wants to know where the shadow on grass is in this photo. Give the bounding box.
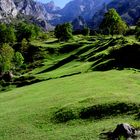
[53,102,140,123]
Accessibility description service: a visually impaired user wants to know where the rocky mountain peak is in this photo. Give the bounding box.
[0,0,17,19]
[44,0,60,12]
[57,0,112,24]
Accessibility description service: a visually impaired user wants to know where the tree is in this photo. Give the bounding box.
[0,24,16,44]
[55,23,73,41]
[0,44,24,74]
[14,52,24,68]
[99,8,128,35]
[16,22,39,42]
[6,26,16,44]
[0,44,14,73]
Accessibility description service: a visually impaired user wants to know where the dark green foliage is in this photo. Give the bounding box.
[100,9,128,35]
[125,27,136,36]
[136,19,140,40]
[0,43,24,74]
[55,23,73,41]
[19,38,29,58]
[16,22,39,42]
[53,108,78,123]
[0,24,16,44]
[82,27,90,36]
[73,27,90,36]
[13,75,43,87]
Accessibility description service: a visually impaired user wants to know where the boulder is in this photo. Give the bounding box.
[112,123,136,138]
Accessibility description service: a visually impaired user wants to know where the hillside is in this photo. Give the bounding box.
[0,1,140,139]
[0,34,140,140]
[1,69,140,140]
[25,35,140,80]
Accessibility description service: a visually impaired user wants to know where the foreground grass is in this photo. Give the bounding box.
[1,70,140,139]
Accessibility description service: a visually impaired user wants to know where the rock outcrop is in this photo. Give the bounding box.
[0,0,17,19]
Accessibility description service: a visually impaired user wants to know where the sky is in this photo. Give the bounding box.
[36,0,72,8]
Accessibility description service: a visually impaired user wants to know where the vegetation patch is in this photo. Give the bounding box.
[53,102,140,123]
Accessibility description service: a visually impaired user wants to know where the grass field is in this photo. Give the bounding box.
[1,35,140,139]
[1,70,140,140]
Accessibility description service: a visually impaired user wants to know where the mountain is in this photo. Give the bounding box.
[0,0,140,30]
[51,0,140,28]
[0,0,17,20]
[14,0,46,19]
[107,0,140,25]
[50,0,112,25]
[92,0,140,29]
[72,16,87,30]
[44,1,60,13]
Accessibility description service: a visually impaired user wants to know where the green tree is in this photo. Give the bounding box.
[0,44,14,73]
[99,8,128,35]
[0,44,24,74]
[0,24,16,44]
[55,23,73,41]
[6,26,16,44]
[14,52,24,68]
[16,22,39,42]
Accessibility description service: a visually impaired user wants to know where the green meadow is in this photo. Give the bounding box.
[1,34,140,139]
[1,70,140,140]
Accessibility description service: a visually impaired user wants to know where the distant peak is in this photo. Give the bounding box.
[47,0,55,6]
[49,1,55,4]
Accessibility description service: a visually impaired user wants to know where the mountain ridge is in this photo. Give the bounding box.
[0,0,139,30]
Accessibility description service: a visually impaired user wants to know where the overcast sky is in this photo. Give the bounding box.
[36,0,72,8]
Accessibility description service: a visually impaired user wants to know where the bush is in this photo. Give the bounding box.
[53,107,79,123]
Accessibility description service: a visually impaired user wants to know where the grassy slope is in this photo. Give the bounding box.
[1,70,140,140]
[1,35,140,139]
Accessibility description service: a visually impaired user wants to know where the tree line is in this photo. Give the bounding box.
[0,22,40,77]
